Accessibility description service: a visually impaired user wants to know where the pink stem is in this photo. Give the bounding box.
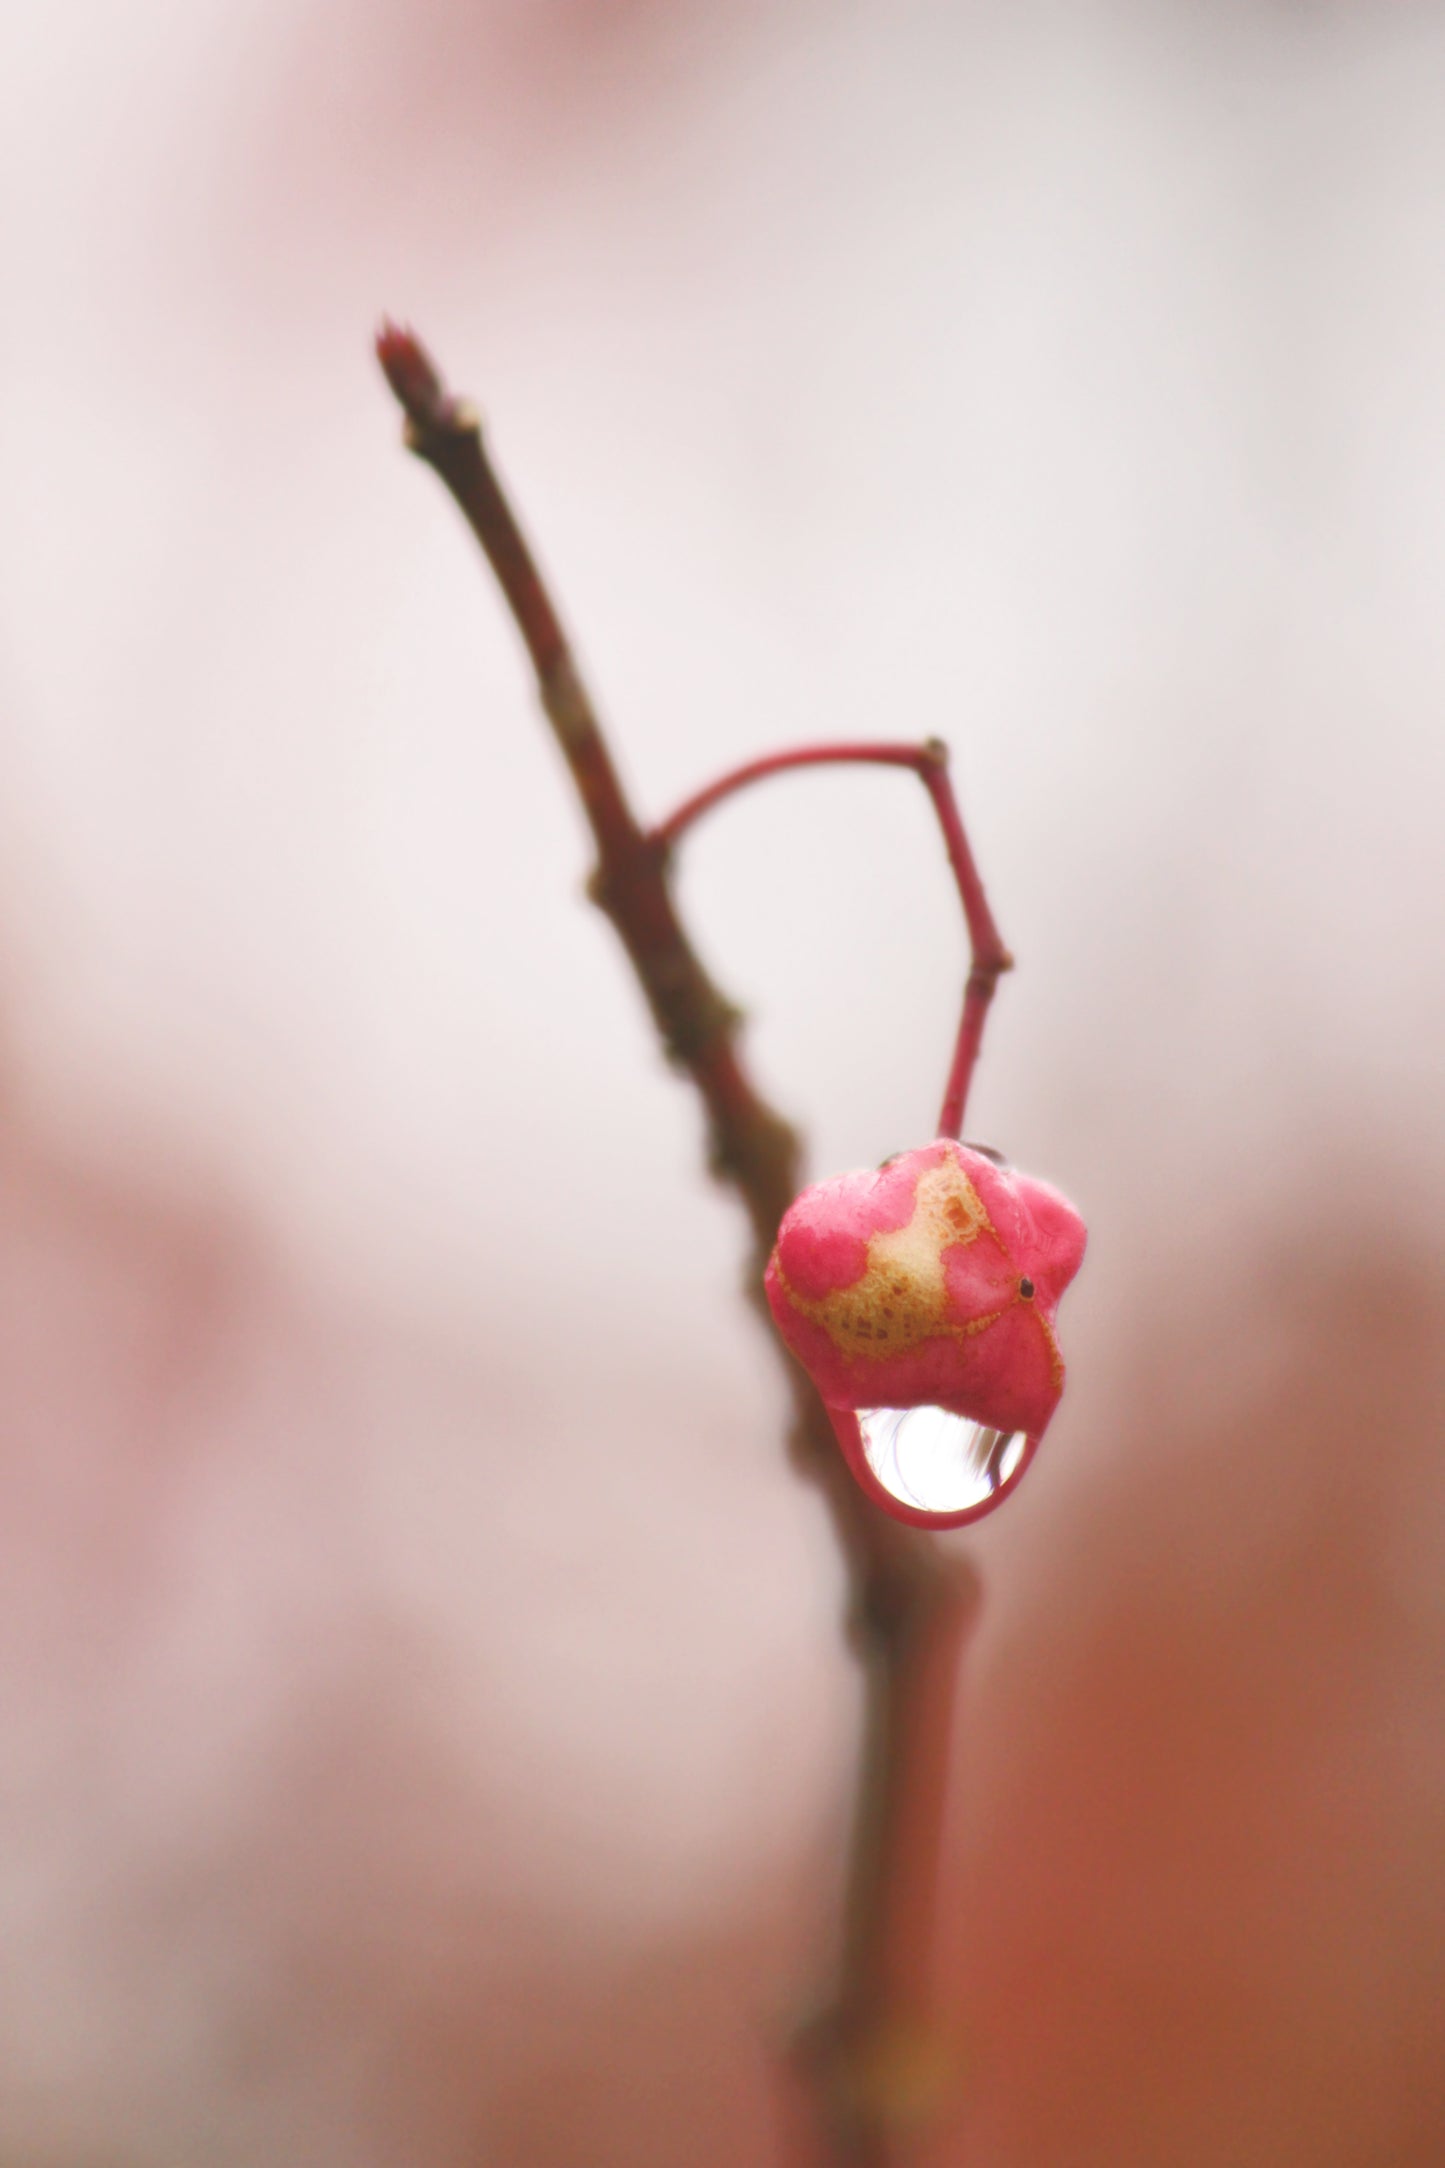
[655,739,1013,1140]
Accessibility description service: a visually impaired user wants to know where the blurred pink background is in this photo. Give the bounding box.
[2,2,1443,2161]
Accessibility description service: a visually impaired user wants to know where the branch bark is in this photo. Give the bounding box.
[377,322,980,2165]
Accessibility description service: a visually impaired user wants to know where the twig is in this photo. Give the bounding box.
[377,321,981,2165]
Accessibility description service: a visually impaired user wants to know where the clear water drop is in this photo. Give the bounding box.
[857,1405,1026,1517]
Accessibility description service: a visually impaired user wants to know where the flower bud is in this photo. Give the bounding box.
[765,1140,1086,1527]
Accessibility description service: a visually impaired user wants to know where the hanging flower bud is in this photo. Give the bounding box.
[765,1140,1086,1529]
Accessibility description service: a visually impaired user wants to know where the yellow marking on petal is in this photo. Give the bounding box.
[778,1157,1006,1362]
[1032,1301,1065,1391]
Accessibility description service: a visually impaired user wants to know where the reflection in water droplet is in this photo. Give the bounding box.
[857,1405,1026,1517]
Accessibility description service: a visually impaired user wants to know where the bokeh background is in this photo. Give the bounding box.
[2,2,1444,2162]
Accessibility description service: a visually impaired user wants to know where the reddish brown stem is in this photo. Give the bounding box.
[377,321,979,2167]
[654,739,1012,1139]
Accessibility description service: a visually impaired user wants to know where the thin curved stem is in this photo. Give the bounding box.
[654,739,1013,1140]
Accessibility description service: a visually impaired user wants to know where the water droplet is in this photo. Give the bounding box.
[857,1405,1027,1517]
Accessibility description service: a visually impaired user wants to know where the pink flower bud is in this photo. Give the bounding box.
[765,1140,1086,1528]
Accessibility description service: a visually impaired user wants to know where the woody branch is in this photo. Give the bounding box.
[377,321,983,2166]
